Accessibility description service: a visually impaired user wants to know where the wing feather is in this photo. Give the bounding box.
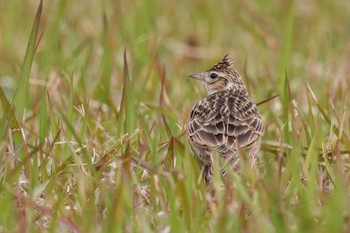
[189,91,263,155]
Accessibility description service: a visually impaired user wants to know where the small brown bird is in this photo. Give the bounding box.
[188,54,264,184]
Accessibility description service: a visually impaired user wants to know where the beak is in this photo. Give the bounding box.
[189,73,203,80]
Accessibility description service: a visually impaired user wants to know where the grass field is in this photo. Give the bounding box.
[1,0,350,232]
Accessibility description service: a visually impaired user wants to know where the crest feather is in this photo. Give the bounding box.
[208,54,233,71]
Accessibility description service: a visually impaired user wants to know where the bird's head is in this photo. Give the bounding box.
[189,54,247,95]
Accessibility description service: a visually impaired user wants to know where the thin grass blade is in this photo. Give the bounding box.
[13,0,43,119]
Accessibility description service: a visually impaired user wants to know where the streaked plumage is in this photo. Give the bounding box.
[188,54,264,184]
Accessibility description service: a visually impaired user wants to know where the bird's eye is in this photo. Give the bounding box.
[210,73,218,79]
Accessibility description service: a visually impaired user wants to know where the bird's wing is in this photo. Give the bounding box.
[189,99,223,148]
[225,94,264,151]
[188,92,263,153]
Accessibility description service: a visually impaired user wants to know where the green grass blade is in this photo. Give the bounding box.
[95,13,112,103]
[39,89,48,144]
[292,99,311,144]
[282,76,291,144]
[118,50,135,134]
[278,0,294,94]
[57,107,96,176]
[13,0,42,119]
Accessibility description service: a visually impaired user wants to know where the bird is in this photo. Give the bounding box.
[188,54,264,185]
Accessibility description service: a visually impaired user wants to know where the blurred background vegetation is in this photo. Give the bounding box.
[0,0,350,232]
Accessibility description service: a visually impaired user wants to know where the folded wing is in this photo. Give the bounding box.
[189,92,263,155]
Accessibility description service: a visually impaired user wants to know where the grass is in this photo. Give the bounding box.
[0,0,350,232]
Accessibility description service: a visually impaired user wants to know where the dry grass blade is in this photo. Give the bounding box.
[0,87,24,149]
[307,84,350,147]
[256,94,279,106]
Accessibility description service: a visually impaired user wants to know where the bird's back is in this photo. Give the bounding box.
[189,89,263,159]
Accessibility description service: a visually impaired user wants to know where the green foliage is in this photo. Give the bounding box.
[0,0,349,232]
